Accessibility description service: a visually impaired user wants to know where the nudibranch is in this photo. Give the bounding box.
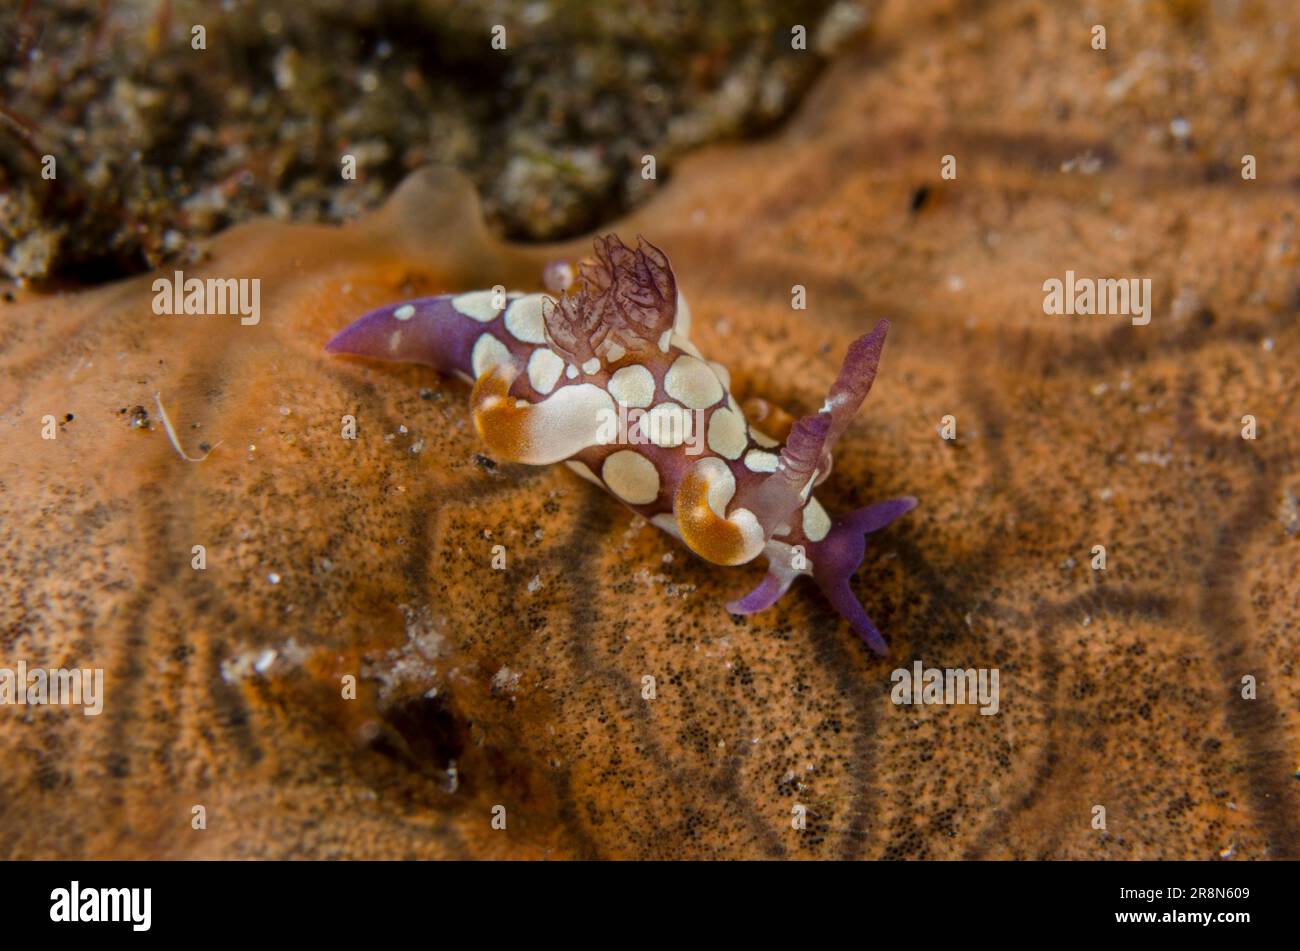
[326,235,915,654]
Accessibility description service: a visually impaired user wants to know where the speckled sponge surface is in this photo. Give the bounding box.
[1,0,1297,859]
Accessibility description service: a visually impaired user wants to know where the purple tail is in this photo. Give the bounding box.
[325,296,480,378]
[808,496,917,655]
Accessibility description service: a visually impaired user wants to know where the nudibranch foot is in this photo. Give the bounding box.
[326,233,918,656]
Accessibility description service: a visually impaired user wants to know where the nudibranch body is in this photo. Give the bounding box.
[326,235,915,654]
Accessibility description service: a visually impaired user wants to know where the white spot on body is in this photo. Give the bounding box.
[602,450,661,505]
[452,290,503,322]
[393,304,415,321]
[471,333,514,378]
[671,332,703,359]
[764,539,808,582]
[581,357,602,375]
[700,458,737,518]
[388,330,402,352]
[721,510,764,561]
[527,347,565,394]
[665,354,724,409]
[504,294,550,343]
[707,407,747,459]
[565,459,603,486]
[651,512,683,541]
[608,364,655,408]
[802,497,831,542]
[674,291,692,338]
[565,364,579,380]
[750,427,780,448]
[744,449,780,472]
[641,402,693,448]
[604,343,626,362]
[510,384,616,465]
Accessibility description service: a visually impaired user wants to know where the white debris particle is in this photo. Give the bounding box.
[254,649,277,674]
[220,637,310,684]
[1280,491,1299,535]
[1135,450,1173,467]
[220,653,254,684]
[360,604,446,701]
[491,666,521,696]
[1060,152,1103,175]
[267,571,281,584]
[633,567,669,587]
[527,574,543,593]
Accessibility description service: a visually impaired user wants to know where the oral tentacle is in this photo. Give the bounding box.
[845,496,919,535]
[726,569,794,615]
[818,576,889,656]
[806,496,917,654]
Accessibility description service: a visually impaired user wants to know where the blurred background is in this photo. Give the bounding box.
[0,0,866,284]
